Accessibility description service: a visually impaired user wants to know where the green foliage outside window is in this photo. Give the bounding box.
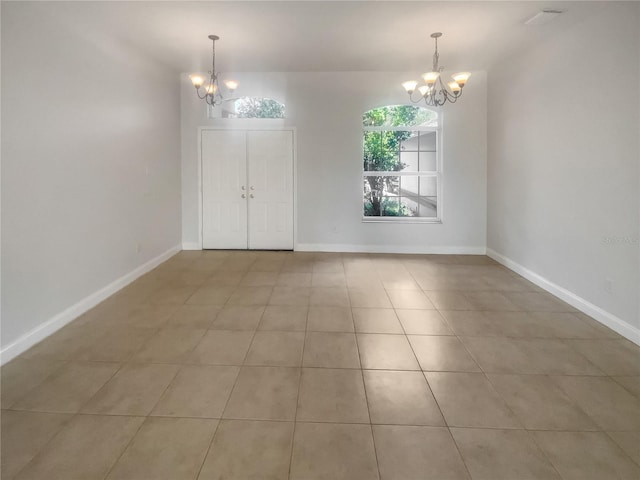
[364,197,413,217]
[234,97,285,118]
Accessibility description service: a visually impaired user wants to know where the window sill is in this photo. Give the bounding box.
[362,217,442,224]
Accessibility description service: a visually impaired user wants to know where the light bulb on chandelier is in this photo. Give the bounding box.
[189,35,238,106]
[402,32,470,107]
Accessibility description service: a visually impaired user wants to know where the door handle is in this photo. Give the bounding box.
[241,194,246,199]
[250,186,255,190]
[241,186,246,190]
[249,194,255,198]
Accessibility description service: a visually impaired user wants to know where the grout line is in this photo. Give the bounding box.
[287,300,309,480]
[602,430,640,469]
[96,304,200,479]
[101,415,148,480]
[3,406,628,432]
[6,405,73,478]
[218,313,264,419]
[389,283,475,480]
[195,266,263,480]
[2,359,69,410]
[193,416,223,479]
[525,430,569,480]
[351,305,382,480]
[15,360,132,480]
[443,427,475,480]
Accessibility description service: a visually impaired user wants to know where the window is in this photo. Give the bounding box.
[214,97,285,119]
[362,105,440,222]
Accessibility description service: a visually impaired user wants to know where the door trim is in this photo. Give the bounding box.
[197,126,297,250]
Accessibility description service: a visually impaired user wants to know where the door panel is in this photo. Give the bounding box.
[247,130,294,250]
[202,130,248,249]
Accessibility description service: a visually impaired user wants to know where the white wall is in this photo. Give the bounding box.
[1,3,182,355]
[181,71,487,253]
[487,4,640,336]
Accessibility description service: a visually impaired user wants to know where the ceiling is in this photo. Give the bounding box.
[11,1,611,73]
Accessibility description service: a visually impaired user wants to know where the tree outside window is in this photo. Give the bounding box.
[232,97,285,118]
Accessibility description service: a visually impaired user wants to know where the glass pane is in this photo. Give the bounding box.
[363,131,400,171]
[363,195,378,216]
[400,196,420,217]
[363,176,385,217]
[419,176,438,197]
[381,197,400,216]
[386,176,400,195]
[417,175,438,218]
[417,131,437,151]
[399,151,419,172]
[418,197,438,218]
[362,106,438,127]
[399,175,419,196]
[363,176,401,216]
[399,131,419,152]
[419,152,437,171]
[363,131,378,171]
[363,178,377,216]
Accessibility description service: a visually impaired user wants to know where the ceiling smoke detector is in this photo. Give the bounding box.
[524,10,564,26]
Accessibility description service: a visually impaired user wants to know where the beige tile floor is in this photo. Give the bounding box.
[2,251,640,480]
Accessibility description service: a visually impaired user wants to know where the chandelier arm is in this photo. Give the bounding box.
[439,76,455,102]
[217,77,224,101]
[443,93,456,105]
[423,94,435,107]
[196,88,209,100]
[437,74,463,106]
[430,82,446,106]
[439,79,451,106]
[408,91,424,104]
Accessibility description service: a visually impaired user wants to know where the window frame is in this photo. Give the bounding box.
[362,113,443,224]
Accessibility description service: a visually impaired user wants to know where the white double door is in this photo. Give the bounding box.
[202,129,294,250]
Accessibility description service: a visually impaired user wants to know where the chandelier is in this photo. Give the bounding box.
[402,32,470,107]
[189,35,238,106]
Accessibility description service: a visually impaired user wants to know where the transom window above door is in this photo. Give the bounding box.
[210,97,286,119]
[362,105,441,222]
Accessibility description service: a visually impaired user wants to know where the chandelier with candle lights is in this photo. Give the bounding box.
[189,35,238,106]
[402,33,470,107]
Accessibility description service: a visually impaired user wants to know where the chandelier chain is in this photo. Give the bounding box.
[211,37,216,77]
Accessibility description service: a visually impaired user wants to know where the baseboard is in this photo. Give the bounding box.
[182,242,485,255]
[295,243,486,255]
[487,248,640,346]
[182,242,202,251]
[0,244,182,365]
